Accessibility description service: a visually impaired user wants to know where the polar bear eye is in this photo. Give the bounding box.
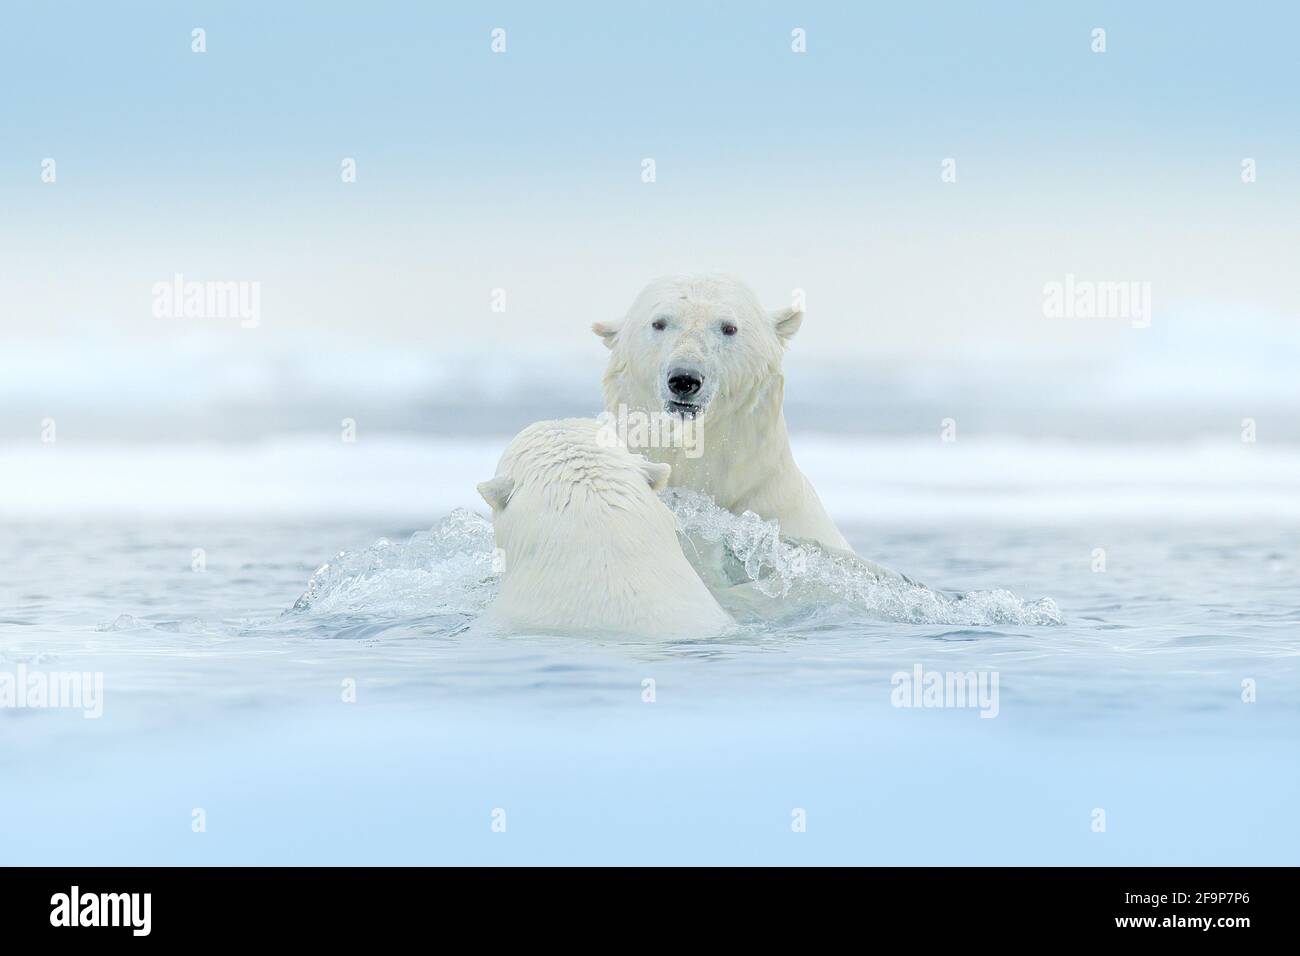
[721,322,738,336]
[651,317,668,331]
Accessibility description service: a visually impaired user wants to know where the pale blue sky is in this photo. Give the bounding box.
[2,1,1297,358]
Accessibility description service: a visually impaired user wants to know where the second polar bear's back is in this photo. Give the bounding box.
[486,419,733,638]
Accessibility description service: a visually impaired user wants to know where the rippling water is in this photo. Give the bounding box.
[2,438,1298,864]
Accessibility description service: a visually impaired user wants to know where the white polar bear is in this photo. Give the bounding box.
[476,418,734,639]
[593,274,852,553]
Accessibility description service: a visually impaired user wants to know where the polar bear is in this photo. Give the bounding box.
[593,274,853,553]
[476,418,734,639]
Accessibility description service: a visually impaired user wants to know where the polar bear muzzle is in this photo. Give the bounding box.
[665,366,706,417]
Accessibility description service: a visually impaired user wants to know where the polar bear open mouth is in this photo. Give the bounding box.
[665,399,704,419]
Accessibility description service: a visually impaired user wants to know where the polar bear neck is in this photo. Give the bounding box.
[607,369,796,511]
[603,364,851,551]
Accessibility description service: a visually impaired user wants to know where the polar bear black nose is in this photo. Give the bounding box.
[667,368,703,399]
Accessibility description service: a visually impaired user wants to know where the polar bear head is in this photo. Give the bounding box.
[474,418,732,638]
[476,418,671,521]
[593,274,802,424]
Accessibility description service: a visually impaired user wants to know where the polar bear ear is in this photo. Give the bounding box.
[771,306,803,342]
[640,460,672,492]
[476,475,515,512]
[591,321,620,349]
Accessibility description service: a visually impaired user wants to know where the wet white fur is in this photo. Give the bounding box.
[477,418,734,639]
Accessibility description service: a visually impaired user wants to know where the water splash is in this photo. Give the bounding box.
[664,489,1063,627]
[287,495,1061,629]
[289,509,499,618]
